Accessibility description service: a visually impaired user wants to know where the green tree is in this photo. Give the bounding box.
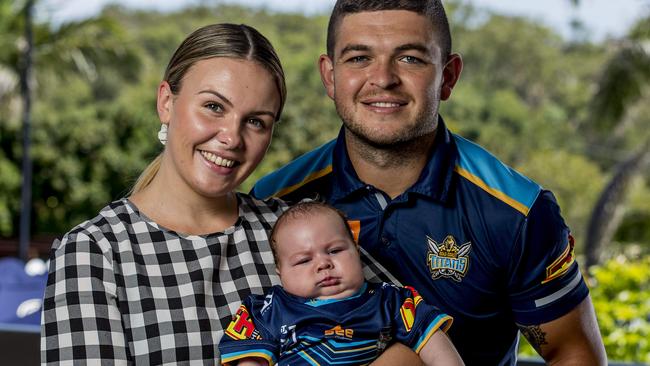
[582,17,650,268]
[0,0,141,236]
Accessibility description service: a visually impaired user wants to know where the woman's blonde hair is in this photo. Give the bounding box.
[131,23,287,195]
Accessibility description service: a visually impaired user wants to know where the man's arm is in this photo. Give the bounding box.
[519,295,606,365]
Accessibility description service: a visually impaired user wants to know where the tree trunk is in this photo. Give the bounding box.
[19,0,34,261]
[584,139,650,268]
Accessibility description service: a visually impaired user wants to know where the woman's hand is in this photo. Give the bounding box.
[234,357,268,366]
[370,342,424,366]
[419,332,464,366]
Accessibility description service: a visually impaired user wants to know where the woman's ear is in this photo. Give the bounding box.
[157,81,173,123]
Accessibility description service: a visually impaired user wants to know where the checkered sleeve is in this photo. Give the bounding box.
[359,247,402,286]
[41,227,128,365]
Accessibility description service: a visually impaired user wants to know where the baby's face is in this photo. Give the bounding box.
[275,209,365,300]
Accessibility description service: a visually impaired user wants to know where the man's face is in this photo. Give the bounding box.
[320,10,448,147]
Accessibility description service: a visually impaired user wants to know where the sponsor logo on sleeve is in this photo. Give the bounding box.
[541,235,576,284]
[400,286,425,332]
[404,286,424,307]
[225,305,260,340]
[400,297,417,332]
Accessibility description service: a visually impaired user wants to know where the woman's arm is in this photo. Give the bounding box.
[41,233,128,363]
[419,331,464,366]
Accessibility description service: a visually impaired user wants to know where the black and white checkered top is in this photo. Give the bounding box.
[41,193,397,365]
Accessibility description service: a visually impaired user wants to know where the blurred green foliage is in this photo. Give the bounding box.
[519,253,650,363]
[1,0,649,362]
[591,254,650,362]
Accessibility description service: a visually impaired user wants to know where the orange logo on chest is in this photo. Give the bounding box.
[324,324,354,339]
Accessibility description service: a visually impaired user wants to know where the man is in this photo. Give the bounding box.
[252,1,607,364]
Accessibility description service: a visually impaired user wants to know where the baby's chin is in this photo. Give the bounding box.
[314,285,361,300]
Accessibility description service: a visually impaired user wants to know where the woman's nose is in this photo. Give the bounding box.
[216,118,243,149]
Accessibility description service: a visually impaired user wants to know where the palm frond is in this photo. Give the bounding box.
[588,43,650,134]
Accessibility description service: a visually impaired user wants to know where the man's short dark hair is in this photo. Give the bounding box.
[326,0,452,61]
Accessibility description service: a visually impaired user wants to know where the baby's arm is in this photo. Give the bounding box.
[389,285,464,365]
[419,331,464,366]
[219,298,278,366]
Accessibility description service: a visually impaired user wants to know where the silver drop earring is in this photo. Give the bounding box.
[158,124,168,145]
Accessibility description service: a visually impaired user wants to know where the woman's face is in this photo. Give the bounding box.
[157,58,280,198]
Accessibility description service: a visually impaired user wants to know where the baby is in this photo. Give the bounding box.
[219,201,463,365]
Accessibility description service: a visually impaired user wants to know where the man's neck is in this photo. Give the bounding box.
[345,129,437,199]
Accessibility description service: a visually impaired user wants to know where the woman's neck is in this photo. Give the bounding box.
[129,165,239,236]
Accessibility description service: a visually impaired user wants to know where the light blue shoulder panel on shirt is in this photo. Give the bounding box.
[453,134,541,216]
[252,139,336,200]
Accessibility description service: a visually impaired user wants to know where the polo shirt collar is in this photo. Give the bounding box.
[330,116,458,203]
[330,129,366,200]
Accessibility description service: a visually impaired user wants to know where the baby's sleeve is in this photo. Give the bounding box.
[218,295,279,365]
[391,285,453,354]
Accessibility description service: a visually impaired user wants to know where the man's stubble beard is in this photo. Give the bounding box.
[335,98,440,168]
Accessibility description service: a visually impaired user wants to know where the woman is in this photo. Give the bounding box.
[41,23,418,366]
[41,23,287,365]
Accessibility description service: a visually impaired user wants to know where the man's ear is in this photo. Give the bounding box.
[157,81,173,123]
[319,54,336,100]
[441,53,463,101]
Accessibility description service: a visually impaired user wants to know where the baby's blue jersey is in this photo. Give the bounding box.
[252,118,589,365]
[219,282,451,365]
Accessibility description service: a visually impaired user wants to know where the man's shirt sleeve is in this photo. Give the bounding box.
[390,285,453,354]
[219,296,278,365]
[508,190,589,325]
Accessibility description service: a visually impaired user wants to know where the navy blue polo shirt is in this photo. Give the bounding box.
[252,118,589,365]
